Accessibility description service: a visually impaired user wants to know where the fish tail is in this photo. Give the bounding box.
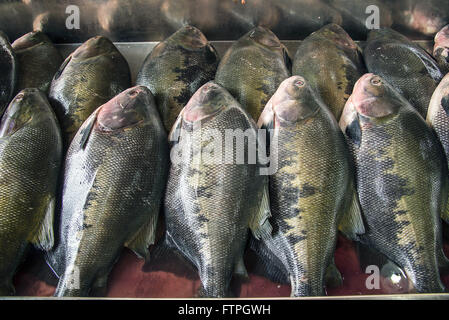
[249,236,289,284]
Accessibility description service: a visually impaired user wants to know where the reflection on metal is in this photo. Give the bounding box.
[0,1,447,43]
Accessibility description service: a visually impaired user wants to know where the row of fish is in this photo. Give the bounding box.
[1,21,449,297]
[1,0,449,43]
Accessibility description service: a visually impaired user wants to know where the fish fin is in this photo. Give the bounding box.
[325,258,343,289]
[338,190,365,241]
[78,110,99,149]
[249,183,272,240]
[438,248,449,274]
[234,256,249,280]
[52,54,72,81]
[168,109,183,145]
[282,46,292,73]
[125,212,159,262]
[249,236,289,285]
[31,195,55,251]
[442,200,449,224]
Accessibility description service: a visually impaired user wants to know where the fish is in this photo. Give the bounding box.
[389,0,449,38]
[271,0,342,40]
[0,31,17,115]
[48,36,131,147]
[0,88,62,295]
[12,31,63,94]
[340,73,448,293]
[427,73,449,224]
[292,23,366,120]
[251,76,363,296]
[364,28,443,118]
[325,0,392,39]
[433,25,449,75]
[163,81,272,297]
[215,26,290,121]
[136,25,219,132]
[46,86,169,297]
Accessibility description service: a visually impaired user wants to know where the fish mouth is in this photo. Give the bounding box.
[249,26,282,49]
[183,82,225,123]
[321,23,357,50]
[96,86,150,132]
[350,74,397,119]
[0,89,44,137]
[72,36,115,59]
[177,25,209,49]
[12,31,47,51]
[434,25,449,51]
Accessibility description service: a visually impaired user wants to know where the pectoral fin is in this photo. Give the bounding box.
[125,211,159,261]
[338,190,365,241]
[325,258,343,288]
[234,256,249,279]
[31,195,55,251]
[249,183,272,240]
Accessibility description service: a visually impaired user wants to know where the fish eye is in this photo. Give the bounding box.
[15,93,24,101]
[295,79,305,87]
[371,77,382,86]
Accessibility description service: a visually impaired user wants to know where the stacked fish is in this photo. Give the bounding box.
[1,20,449,298]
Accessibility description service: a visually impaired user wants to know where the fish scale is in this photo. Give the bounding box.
[364,28,443,118]
[49,36,131,147]
[215,26,291,122]
[12,31,62,95]
[48,87,168,297]
[427,73,449,225]
[136,25,219,133]
[341,74,447,293]
[0,89,62,295]
[292,23,366,121]
[253,76,353,296]
[164,82,269,297]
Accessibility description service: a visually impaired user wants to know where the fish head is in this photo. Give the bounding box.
[183,82,228,123]
[72,36,117,60]
[348,73,402,121]
[172,25,209,50]
[96,86,152,132]
[246,26,291,67]
[0,88,49,137]
[11,31,49,50]
[317,23,357,51]
[434,25,449,63]
[262,76,321,129]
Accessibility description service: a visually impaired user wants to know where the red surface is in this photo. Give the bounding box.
[12,235,449,298]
